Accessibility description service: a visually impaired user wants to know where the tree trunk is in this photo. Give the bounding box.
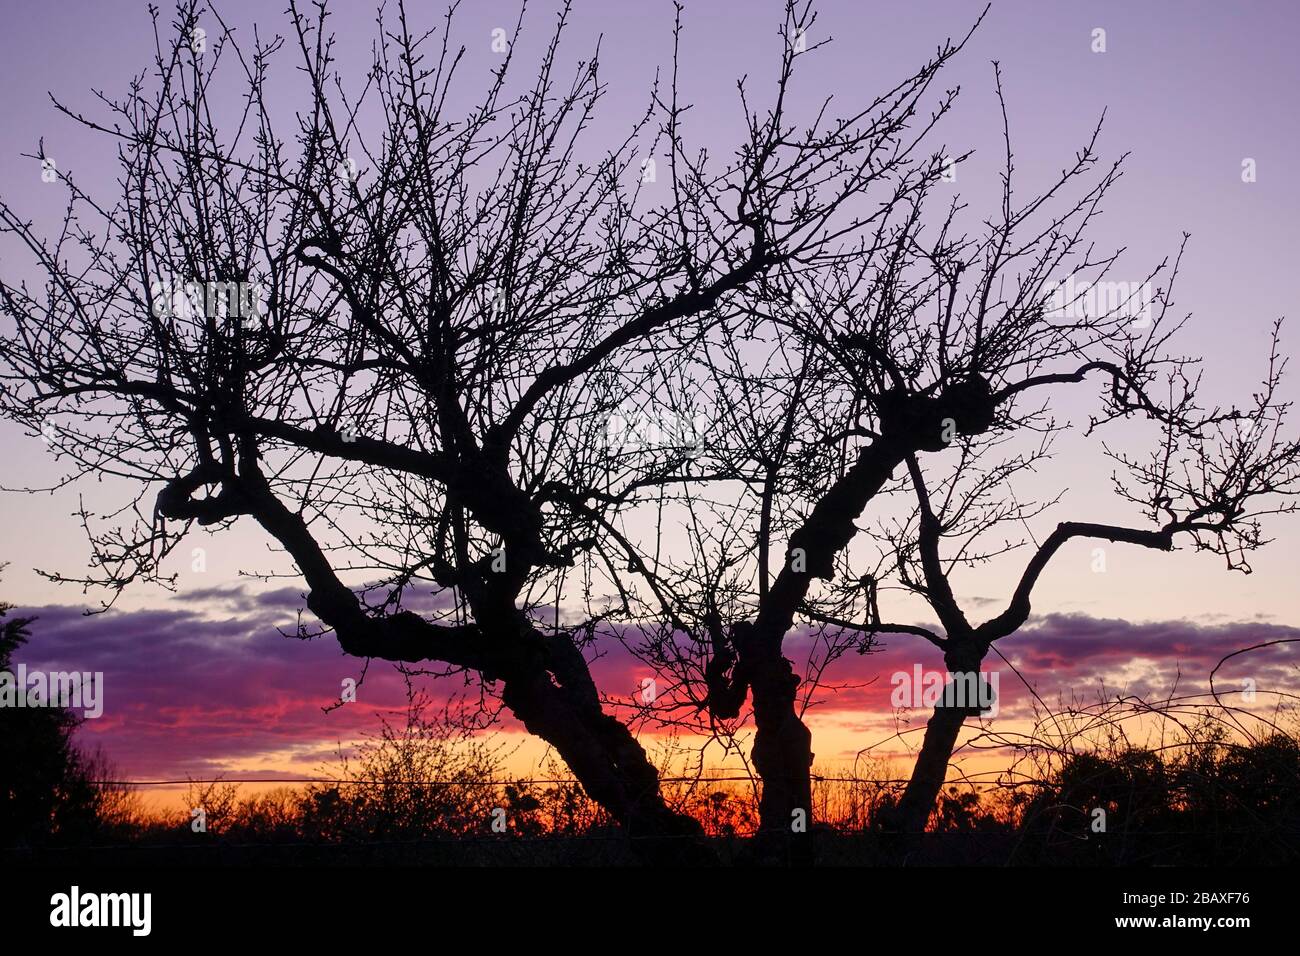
[747,650,815,865]
[734,440,907,856]
[885,661,997,862]
[893,703,968,839]
[502,667,714,865]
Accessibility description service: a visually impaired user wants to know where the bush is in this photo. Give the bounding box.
[0,595,136,847]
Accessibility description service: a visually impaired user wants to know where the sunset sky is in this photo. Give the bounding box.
[1,0,1298,802]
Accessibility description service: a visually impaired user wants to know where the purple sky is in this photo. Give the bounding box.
[2,1,1299,781]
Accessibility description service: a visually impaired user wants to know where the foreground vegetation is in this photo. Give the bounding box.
[7,687,1299,866]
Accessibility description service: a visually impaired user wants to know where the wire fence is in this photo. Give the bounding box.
[85,773,1300,789]
[90,774,982,787]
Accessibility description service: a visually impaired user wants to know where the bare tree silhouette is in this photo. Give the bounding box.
[0,0,961,858]
[878,321,1300,842]
[6,0,1293,865]
[625,58,1300,856]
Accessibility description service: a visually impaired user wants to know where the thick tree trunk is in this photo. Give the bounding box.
[456,466,714,862]
[444,604,714,862]
[501,652,714,865]
[733,440,907,856]
[886,654,991,860]
[893,704,968,838]
[747,650,815,865]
